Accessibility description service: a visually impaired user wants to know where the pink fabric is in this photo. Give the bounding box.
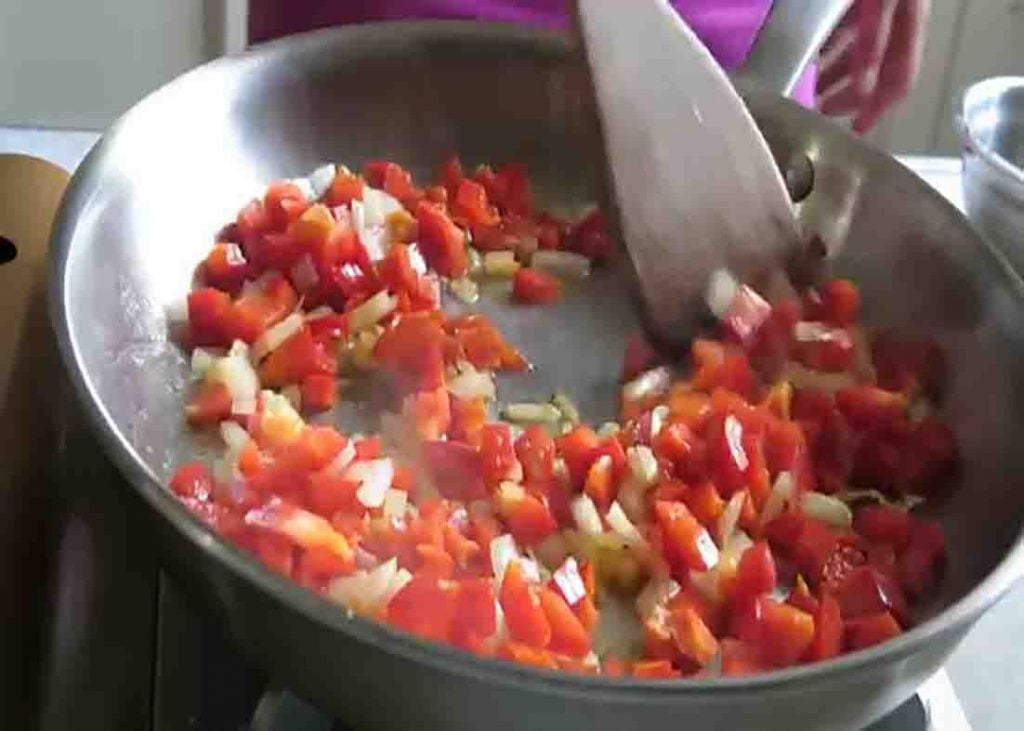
[249,0,817,106]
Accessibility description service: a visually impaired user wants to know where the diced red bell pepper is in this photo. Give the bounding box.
[236,198,271,244]
[835,386,907,431]
[263,181,308,231]
[377,242,419,295]
[439,154,464,197]
[450,179,500,228]
[324,169,365,207]
[170,462,214,500]
[498,642,558,670]
[386,575,457,642]
[446,315,528,372]
[655,500,719,575]
[491,163,533,216]
[898,517,945,597]
[853,504,912,549]
[449,395,488,448]
[201,242,251,293]
[556,425,601,488]
[819,540,867,593]
[515,424,557,483]
[480,423,519,487]
[512,268,562,305]
[583,454,616,512]
[564,209,613,262]
[540,587,591,658]
[733,542,777,600]
[670,603,720,667]
[872,331,945,399]
[231,272,299,344]
[835,565,908,624]
[415,200,468,278]
[300,374,337,413]
[187,288,236,348]
[720,638,766,676]
[804,279,860,327]
[259,326,330,388]
[751,597,816,667]
[499,491,557,547]
[421,440,488,501]
[845,611,902,650]
[793,326,855,372]
[500,560,551,648]
[305,471,360,517]
[805,592,843,661]
[401,387,452,441]
[453,578,497,647]
[685,481,725,531]
[374,312,446,393]
[186,381,233,426]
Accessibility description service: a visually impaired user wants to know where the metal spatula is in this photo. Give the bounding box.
[572,0,845,346]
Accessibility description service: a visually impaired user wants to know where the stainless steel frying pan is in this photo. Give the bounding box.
[48,17,1024,731]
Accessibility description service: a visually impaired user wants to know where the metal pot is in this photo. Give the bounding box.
[960,76,1024,270]
[49,19,1024,731]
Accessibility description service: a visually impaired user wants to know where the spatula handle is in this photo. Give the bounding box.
[737,0,853,96]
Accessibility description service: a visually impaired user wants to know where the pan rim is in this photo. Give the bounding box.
[47,19,1024,699]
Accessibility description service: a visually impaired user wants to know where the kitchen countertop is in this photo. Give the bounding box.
[3,126,1021,729]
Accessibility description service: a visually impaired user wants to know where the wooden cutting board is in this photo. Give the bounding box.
[0,154,71,726]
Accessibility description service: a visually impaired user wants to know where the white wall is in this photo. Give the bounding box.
[0,1,211,129]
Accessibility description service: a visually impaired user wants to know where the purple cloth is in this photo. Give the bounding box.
[249,0,816,106]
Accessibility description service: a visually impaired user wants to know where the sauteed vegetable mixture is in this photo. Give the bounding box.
[171,158,956,677]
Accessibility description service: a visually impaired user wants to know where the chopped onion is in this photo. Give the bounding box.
[695,528,720,570]
[190,348,218,380]
[597,421,620,438]
[352,188,405,260]
[726,530,754,555]
[447,363,496,401]
[318,445,354,480]
[635,577,680,618]
[530,250,590,280]
[551,392,581,426]
[717,490,746,547]
[760,471,796,527]
[571,495,604,536]
[622,366,672,404]
[347,458,395,509]
[328,557,406,614]
[259,391,305,444]
[801,491,853,529]
[466,246,484,275]
[552,557,587,606]
[449,276,479,304]
[606,501,644,544]
[648,404,668,439]
[782,361,857,394]
[794,321,840,343]
[281,384,302,411]
[165,298,188,325]
[207,342,260,416]
[518,557,542,583]
[246,499,350,560]
[835,489,924,511]
[290,176,315,201]
[490,534,520,581]
[348,290,397,333]
[219,420,251,452]
[308,163,337,199]
[407,244,428,275]
[502,402,562,424]
[251,312,304,363]
[483,250,520,277]
[706,268,740,319]
[382,488,408,522]
[627,446,659,488]
[304,305,334,321]
[289,254,320,295]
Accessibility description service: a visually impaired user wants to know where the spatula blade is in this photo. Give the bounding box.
[573,0,800,345]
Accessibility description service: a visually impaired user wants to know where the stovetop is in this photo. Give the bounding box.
[4,127,1010,730]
